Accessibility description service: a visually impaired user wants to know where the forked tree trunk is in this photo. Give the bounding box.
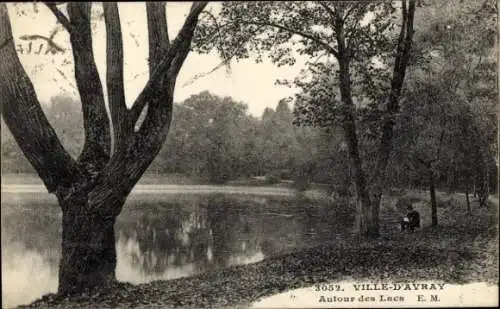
[332,1,415,238]
[57,192,124,294]
[1,2,207,296]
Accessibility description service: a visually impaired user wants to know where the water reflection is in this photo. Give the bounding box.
[2,192,353,308]
[115,195,265,283]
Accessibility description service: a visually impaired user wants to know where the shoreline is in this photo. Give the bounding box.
[17,221,498,309]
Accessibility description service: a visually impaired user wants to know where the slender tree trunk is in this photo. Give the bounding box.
[478,170,488,207]
[335,24,378,238]
[57,191,124,295]
[485,167,490,199]
[465,186,471,214]
[429,170,438,226]
[370,194,381,236]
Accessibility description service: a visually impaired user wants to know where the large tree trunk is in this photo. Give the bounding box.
[333,12,379,239]
[355,195,381,238]
[429,170,438,226]
[1,2,207,297]
[57,191,124,294]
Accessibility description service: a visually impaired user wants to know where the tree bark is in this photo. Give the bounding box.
[429,169,438,226]
[58,192,123,295]
[146,2,170,76]
[67,3,112,166]
[103,3,128,154]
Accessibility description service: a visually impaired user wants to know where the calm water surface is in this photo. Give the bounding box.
[1,191,352,308]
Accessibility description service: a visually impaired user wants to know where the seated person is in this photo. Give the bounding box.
[406,205,420,231]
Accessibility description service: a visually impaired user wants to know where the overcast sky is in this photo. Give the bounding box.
[7,2,307,117]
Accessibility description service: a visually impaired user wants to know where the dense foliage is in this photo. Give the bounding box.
[1,91,344,188]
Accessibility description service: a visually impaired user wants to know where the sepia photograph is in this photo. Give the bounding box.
[1,1,498,308]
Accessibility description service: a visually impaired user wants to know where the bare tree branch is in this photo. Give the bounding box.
[19,34,65,52]
[44,2,75,34]
[129,2,207,125]
[103,3,128,154]
[0,3,81,194]
[89,1,208,205]
[146,2,169,76]
[163,1,208,83]
[128,1,171,130]
[67,3,111,168]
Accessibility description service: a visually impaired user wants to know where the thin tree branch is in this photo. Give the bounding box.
[44,2,75,34]
[19,34,65,52]
[200,10,231,62]
[316,1,336,20]
[67,3,111,168]
[369,0,416,187]
[343,2,365,21]
[345,4,369,53]
[182,21,266,87]
[238,19,340,59]
[164,1,208,80]
[103,3,128,154]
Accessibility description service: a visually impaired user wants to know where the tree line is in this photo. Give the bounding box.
[1,91,342,186]
[2,87,496,199]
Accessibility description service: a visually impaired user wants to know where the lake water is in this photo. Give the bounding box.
[1,190,353,308]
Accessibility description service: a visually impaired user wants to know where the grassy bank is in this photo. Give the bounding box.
[1,173,209,186]
[16,192,499,309]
